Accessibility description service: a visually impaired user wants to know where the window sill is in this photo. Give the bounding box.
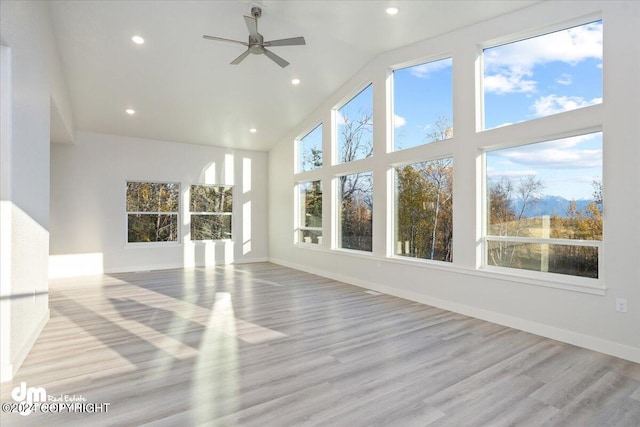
[125,242,183,249]
[294,244,606,295]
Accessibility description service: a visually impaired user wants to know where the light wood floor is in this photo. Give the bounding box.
[1,263,639,426]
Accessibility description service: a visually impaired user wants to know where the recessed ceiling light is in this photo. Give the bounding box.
[131,35,145,45]
[249,128,257,133]
[291,78,301,85]
[125,109,136,115]
[385,7,399,15]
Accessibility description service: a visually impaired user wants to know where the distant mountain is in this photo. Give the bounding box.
[512,195,593,218]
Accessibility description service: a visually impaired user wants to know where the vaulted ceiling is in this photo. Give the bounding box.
[48,0,539,151]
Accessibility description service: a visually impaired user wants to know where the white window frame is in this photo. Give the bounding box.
[295,123,323,174]
[125,180,181,246]
[478,16,604,287]
[391,156,454,264]
[481,132,604,286]
[333,83,374,165]
[189,184,233,241]
[390,56,454,152]
[335,170,374,253]
[295,180,323,245]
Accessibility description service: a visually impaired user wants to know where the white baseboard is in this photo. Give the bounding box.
[1,308,50,383]
[269,257,640,364]
[232,257,269,264]
[102,258,269,275]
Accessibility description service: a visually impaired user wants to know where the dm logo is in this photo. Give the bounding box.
[11,382,46,416]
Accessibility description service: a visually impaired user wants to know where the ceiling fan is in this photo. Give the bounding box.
[202,6,306,68]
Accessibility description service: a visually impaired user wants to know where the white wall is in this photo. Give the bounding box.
[50,131,268,276]
[268,1,640,362]
[0,1,73,381]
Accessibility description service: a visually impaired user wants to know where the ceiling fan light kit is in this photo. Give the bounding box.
[202,6,306,68]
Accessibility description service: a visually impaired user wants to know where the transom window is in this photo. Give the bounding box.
[297,124,323,173]
[393,58,453,151]
[483,20,602,130]
[335,85,373,164]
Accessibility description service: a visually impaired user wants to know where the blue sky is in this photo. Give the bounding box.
[298,123,323,172]
[486,132,602,201]
[300,20,602,200]
[483,20,603,200]
[336,84,374,162]
[393,57,453,150]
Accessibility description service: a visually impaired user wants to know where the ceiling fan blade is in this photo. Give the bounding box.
[263,48,290,68]
[264,36,306,47]
[203,35,248,47]
[230,49,251,65]
[244,15,259,39]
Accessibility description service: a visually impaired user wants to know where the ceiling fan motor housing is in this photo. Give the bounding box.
[251,7,262,19]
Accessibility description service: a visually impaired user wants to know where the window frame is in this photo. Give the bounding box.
[189,184,233,242]
[295,123,323,174]
[479,17,603,132]
[333,83,374,165]
[125,180,181,246]
[335,170,374,253]
[391,156,454,264]
[481,129,604,286]
[390,56,454,152]
[295,180,323,245]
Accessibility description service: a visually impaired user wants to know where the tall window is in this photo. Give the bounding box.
[297,181,322,244]
[126,181,179,243]
[338,172,373,252]
[297,124,323,173]
[336,85,373,164]
[393,58,453,151]
[190,185,233,240]
[395,159,453,262]
[483,21,602,130]
[485,132,603,278]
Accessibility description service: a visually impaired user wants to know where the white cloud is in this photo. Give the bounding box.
[484,21,602,94]
[556,73,572,85]
[487,169,538,180]
[335,110,346,126]
[483,66,536,94]
[393,114,407,128]
[502,148,602,169]
[532,94,601,117]
[409,58,452,79]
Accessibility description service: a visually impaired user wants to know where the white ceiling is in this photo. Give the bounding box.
[48,0,539,151]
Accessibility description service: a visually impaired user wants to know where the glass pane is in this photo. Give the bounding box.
[487,132,602,241]
[126,182,180,212]
[338,172,373,251]
[393,58,453,151]
[336,85,373,163]
[483,21,602,130]
[128,214,178,242]
[298,124,323,172]
[190,185,233,213]
[395,159,453,262]
[486,132,602,240]
[299,181,322,228]
[299,229,323,245]
[487,241,598,278]
[191,215,232,240]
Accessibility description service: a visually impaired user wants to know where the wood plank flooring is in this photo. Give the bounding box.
[1,263,639,426]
